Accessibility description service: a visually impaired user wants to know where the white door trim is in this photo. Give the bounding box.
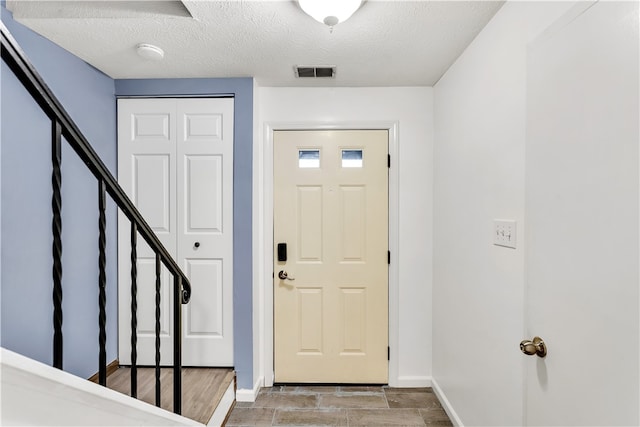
[259,121,399,387]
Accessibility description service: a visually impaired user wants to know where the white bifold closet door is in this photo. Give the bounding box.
[117,97,234,367]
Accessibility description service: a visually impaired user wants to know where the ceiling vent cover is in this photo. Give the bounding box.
[295,66,336,78]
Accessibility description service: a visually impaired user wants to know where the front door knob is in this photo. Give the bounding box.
[278,270,295,281]
[520,336,547,358]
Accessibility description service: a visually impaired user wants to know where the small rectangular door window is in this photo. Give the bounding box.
[299,149,320,168]
[342,149,363,168]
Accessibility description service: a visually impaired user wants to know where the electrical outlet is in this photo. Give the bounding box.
[494,220,517,249]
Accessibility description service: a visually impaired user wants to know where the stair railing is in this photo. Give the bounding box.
[1,22,191,415]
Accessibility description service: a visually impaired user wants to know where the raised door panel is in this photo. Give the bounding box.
[133,155,171,234]
[297,288,324,354]
[133,259,174,363]
[132,114,170,141]
[183,113,223,142]
[339,186,366,262]
[339,287,366,355]
[184,259,223,337]
[297,186,323,262]
[184,155,223,234]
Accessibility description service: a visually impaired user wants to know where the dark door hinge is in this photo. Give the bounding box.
[388,251,390,265]
[387,346,390,361]
[388,154,391,168]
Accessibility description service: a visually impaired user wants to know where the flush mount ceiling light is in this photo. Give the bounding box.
[136,43,164,61]
[298,0,363,28]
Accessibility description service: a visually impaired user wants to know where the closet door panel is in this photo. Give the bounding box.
[117,99,176,365]
[176,98,234,366]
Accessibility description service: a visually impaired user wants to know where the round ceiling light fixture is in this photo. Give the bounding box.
[136,43,164,61]
[298,0,363,28]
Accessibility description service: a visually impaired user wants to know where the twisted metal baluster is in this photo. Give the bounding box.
[51,120,63,370]
[130,222,138,398]
[155,253,161,407]
[173,274,182,415]
[98,179,107,386]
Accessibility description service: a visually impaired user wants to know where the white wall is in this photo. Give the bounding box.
[256,87,433,387]
[433,2,574,426]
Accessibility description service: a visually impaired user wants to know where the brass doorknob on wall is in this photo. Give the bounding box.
[520,336,547,358]
[278,270,295,280]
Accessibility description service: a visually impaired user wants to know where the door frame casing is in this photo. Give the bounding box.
[260,121,399,387]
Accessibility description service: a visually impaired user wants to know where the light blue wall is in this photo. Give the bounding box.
[1,6,118,378]
[115,79,254,389]
[1,8,254,388]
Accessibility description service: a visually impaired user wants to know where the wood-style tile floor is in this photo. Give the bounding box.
[107,366,234,424]
[226,386,453,426]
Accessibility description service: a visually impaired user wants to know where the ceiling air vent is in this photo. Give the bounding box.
[295,66,336,78]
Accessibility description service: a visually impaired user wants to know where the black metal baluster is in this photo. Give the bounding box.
[130,222,138,399]
[155,253,161,407]
[52,120,63,370]
[98,179,107,386]
[173,274,182,415]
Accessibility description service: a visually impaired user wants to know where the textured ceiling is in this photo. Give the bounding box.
[7,0,504,86]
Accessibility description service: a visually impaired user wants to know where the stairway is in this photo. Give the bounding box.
[106,366,236,425]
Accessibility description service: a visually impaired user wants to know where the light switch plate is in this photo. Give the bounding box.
[494,220,517,249]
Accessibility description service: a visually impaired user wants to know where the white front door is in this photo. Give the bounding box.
[273,130,389,383]
[525,1,639,425]
[117,98,234,367]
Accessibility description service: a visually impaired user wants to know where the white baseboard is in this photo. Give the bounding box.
[207,381,235,427]
[431,377,463,427]
[235,376,263,402]
[394,375,433,388]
